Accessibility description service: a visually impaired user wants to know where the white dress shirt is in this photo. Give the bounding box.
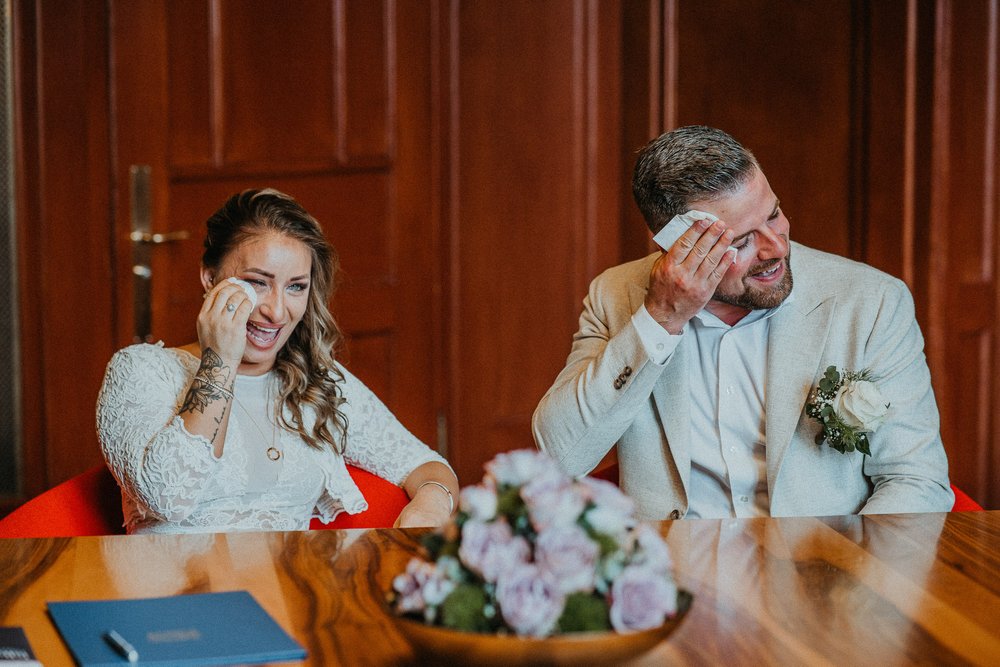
[631,293,794,518]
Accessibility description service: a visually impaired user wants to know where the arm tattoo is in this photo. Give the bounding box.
[209,401,229,445]
[180,348,234,415]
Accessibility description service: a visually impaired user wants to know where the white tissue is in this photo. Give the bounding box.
[227,277,258,308]
[652,209,737,254]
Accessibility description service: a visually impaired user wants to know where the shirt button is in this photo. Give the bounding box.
[656,343,664,351]
[740,495,749,503]
[726,386,734,395]
[729,446,737,453]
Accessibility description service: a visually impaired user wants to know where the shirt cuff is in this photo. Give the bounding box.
[631,305,682,365]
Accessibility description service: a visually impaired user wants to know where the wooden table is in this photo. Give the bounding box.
[1,511,998,665]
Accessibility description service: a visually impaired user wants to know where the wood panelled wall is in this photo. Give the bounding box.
[8,0,997,508]
[443,1,623,482]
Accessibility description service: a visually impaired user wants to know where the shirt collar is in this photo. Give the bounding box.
[692,284,796,329]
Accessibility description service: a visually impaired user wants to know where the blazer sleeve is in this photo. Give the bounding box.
[857,279,954,514]
[532,269,672,477]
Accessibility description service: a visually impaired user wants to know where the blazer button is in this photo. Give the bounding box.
[624,366,632,376]
[669,509,681,520]
[613,378,623,390]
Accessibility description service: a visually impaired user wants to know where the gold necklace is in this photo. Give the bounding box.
[232,381,283,462]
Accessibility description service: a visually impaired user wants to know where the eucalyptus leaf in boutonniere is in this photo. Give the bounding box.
[805,366,890,455]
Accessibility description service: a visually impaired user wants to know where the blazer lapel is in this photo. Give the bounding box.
[627,274,692,500]
[764,292,836,494]
[651,345,692,498]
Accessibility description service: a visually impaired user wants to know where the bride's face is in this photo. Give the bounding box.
[211,231,313,375]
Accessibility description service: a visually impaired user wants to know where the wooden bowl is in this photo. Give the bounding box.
[392,590,692,666]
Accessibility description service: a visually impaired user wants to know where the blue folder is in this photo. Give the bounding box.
[47,591,306,666]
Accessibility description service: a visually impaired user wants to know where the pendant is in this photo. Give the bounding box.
[266,447,282,461]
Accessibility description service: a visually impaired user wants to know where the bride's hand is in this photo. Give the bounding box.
[198,280,253,366]
[394,488,452,528]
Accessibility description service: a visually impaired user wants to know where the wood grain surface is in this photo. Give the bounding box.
[1,512,997,666]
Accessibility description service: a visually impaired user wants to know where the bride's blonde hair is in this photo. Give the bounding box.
[203,188,349,453]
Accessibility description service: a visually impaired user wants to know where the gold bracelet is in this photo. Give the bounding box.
[416,480,454,514]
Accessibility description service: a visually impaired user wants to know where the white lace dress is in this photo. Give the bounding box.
[96,343,449,534]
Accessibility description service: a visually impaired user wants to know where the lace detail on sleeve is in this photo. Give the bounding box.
[97,344,247,525]
[335,363,451,485]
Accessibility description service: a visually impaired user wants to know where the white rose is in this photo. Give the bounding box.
[459,484,498,521]
[833,380,889,431]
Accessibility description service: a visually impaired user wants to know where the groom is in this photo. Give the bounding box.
[532,126,953,519]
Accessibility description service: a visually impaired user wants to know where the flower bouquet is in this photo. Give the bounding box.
[389,450,690,664]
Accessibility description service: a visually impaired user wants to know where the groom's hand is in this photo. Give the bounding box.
[645,218,736,334]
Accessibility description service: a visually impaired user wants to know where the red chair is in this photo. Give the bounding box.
[950,484,984,512]
[0,464,124,538]
[0,464,410,538]
[591,463,984,512]
[310,466,410,530]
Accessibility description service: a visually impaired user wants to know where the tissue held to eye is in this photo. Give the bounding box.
[226,277,258,308]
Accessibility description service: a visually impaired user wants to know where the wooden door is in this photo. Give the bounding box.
[108,1,442,446]
[443,1,624,482]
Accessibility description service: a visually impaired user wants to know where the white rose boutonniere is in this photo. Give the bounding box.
[805,366,890,455]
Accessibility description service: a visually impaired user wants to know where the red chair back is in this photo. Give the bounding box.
[309,465,409,529]
[950,484,984,512]
[0,465,124,538]
[0,463,410,538]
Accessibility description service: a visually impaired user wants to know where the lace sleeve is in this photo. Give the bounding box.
[96,344,244,522]
[335,363,451,486]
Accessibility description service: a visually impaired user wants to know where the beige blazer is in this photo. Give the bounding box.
[533,243,953,519]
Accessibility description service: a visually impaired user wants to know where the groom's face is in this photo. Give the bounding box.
[690,168,793,311]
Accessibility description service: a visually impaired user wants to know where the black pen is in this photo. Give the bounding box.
[103,629,139,663]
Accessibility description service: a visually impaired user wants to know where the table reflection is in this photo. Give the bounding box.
[1,513,998,666]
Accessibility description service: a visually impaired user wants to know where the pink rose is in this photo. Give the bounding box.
[609,564,678,633]
[392,558,457,617]
[535,524,600,594]
[496,563,565,637]
[579,477,636,538]
[458,518,530,583]
[522,467,585,531]
[628,523,673,574]
[486,449,564,487]
[579,476,636,517]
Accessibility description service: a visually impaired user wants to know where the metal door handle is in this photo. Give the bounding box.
[129,164,189,342]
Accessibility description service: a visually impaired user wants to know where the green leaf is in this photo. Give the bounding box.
[580,516,620,557]
[440,584,492,633]
[857,434,872,456]
[558,593,611,633]
[495,485,524,517]
[421,532,446,559]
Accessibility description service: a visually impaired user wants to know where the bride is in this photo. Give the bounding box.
[97,189,457,534]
